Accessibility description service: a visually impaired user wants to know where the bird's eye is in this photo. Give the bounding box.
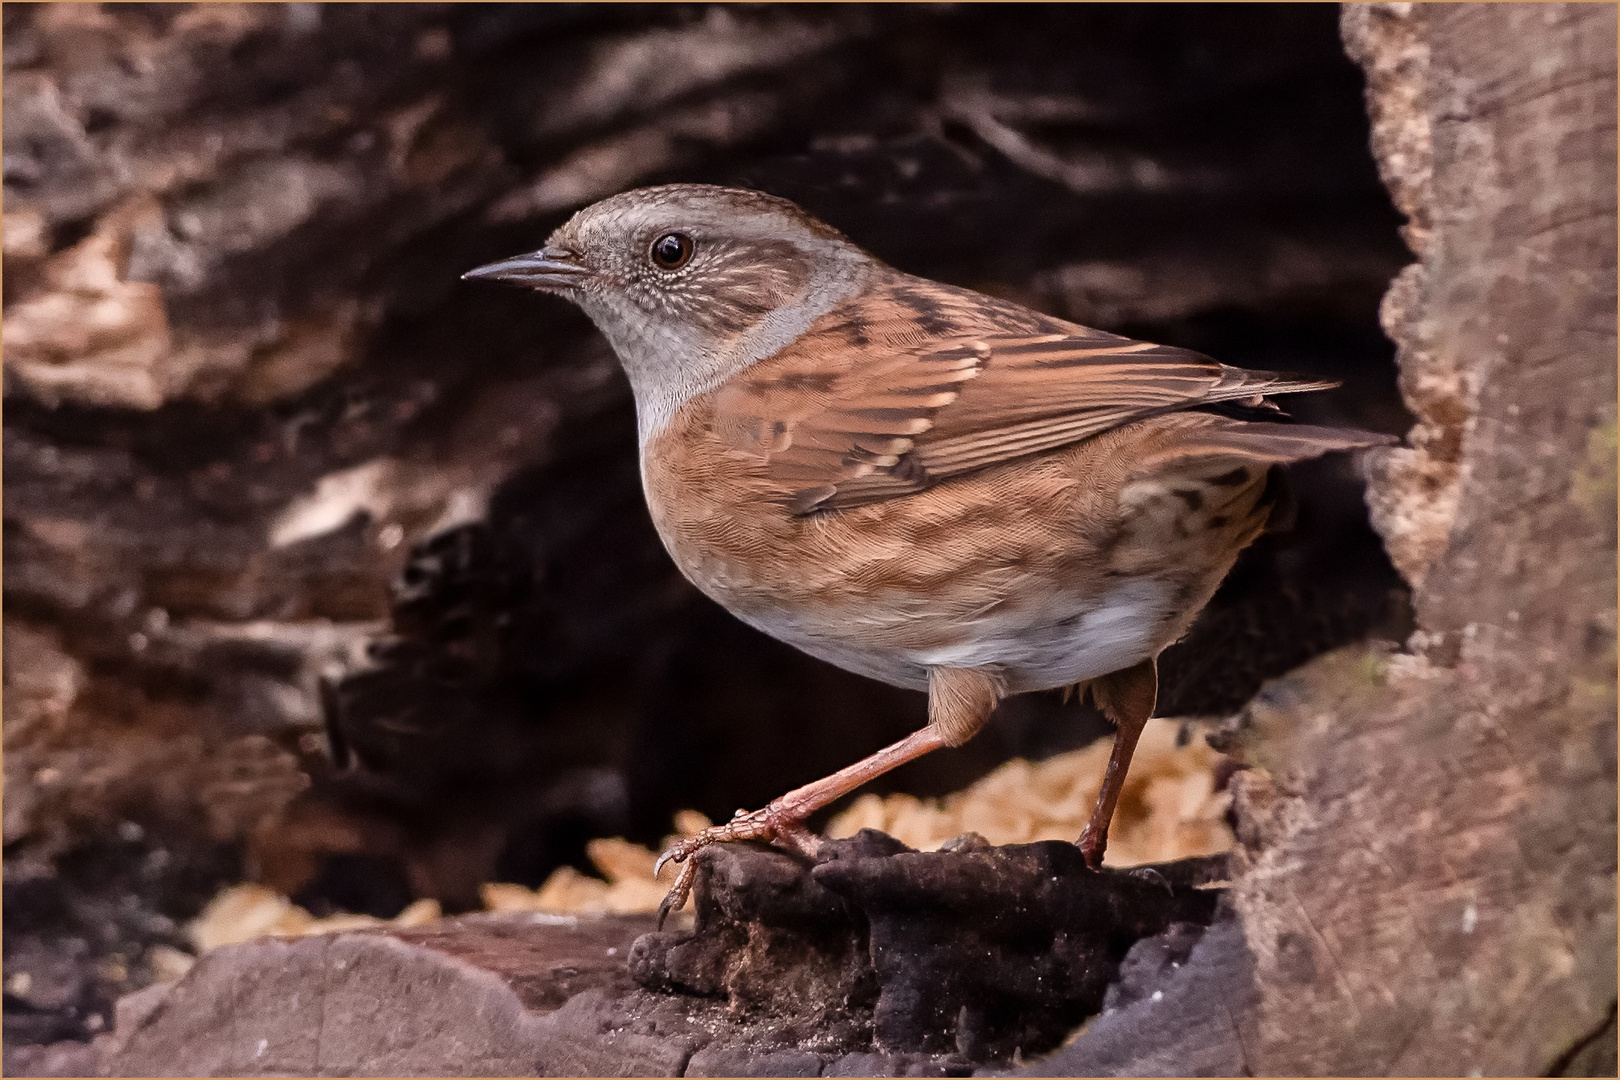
[650,232,694,271]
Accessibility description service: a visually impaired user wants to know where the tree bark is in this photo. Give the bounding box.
[1046,5,1619,1074]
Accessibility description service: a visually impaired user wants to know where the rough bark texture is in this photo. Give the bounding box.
[1040,4,1620,1074]
[628,835,1224,1064]
[75,837,1227,1077]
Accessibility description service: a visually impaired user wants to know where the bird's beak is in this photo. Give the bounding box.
[461,246,592,291]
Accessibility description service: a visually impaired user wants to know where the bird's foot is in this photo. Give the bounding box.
[653,801,820,928]
[1076,823,1107,871]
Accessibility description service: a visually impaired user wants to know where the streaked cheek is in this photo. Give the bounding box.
[694,250,812,334]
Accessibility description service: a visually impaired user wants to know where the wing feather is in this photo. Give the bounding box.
[709,272,1362,514]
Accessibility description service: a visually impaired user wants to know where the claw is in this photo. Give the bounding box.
[652,834,704,929]
[655,857,697,930]
[649,800,816,927]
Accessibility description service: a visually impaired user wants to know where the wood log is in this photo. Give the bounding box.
[4,4,1611,1075]
[1042,5,1619,1074]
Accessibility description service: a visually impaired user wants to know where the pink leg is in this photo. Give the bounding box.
[653,667,1003,926]
[1076,657,1158,869]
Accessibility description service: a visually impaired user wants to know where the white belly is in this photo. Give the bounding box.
[733,578,1176,694]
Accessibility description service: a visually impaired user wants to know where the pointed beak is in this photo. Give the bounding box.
[461,246,592,290]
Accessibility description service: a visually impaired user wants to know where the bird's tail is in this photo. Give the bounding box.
[1128,414,1396,541]
[1139,415,1398,471]
[1205,366,1344,407]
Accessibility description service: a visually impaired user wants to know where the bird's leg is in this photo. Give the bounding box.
[1076,656,1159,869]
[653,666,1003,926]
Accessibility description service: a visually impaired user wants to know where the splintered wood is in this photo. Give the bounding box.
[187,720,1232,939]
[482,835,679,917]
[497,718,1233,915]
[188,885,442,952]
[824,716,1233,863]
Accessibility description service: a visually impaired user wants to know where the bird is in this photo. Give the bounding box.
[464,183,1393,924]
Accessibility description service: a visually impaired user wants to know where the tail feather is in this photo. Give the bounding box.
[1115,413,1391,570]
[1143,418,1397,471]
[1206,366,1342,406]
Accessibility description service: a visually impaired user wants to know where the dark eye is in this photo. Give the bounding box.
[650,232,694,270]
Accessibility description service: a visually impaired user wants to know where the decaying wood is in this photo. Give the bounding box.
[4,3,1611,1075]
[1043,5,1619,1074]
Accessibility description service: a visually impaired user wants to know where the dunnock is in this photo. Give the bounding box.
[465,184,1392,921]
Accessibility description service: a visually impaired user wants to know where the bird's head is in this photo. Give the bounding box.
[464,184,874,439]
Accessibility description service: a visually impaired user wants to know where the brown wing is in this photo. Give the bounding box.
[712,273,1341,514]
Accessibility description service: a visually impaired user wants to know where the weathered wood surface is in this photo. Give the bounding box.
[85,839,1228,1077]
[1041,5,1619,1074]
